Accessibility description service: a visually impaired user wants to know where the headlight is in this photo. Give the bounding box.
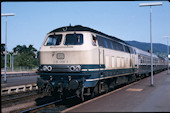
[47,66,52,71]
[69,65,81,72]
[70,66,75,72]
[43,65,52,71]
[75,65,81,72]
[43,66,48,71]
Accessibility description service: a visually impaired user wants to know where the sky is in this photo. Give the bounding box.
[1,1,170,52]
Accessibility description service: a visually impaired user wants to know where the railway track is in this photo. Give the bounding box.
[2,90,40,108]
[20,96,78,113]
[2,90,80,113]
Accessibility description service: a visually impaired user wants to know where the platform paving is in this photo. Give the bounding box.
[1,71,39,88]
[1,71,36,75]
[62,70,170,112]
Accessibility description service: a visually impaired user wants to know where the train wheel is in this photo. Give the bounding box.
[109,79,116,90]
[60,93,67,101]
[44,83,54,96]
[103,83,109,93]
[129,74,137,83]
[91,84,99,98]
[37,87,43,94]
[81,86,84,101]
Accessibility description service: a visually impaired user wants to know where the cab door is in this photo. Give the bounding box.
[98,47,105,72]
[94,35,105,73]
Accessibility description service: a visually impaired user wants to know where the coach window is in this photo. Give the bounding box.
[46,34,62,46]
[64,34,83,45]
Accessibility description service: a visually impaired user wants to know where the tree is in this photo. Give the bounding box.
[13,45,38,68]
[1,44,5,55]
[1,44,5,68]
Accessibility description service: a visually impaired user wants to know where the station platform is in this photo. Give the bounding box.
[1,71,37,78]
[1,71,39,88]
[62,70,170,112]
[1,71,36,75]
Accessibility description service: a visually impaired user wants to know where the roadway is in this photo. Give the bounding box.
[62,70,170,112]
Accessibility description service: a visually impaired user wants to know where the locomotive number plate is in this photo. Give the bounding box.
[57,53,65,59]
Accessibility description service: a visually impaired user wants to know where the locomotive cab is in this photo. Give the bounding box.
[39,31,99,72]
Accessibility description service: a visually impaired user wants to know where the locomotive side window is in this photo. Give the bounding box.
[97,35,105,47]
[64,34,83,45]
[134,49,136,54]
[97,35,112,49]
[97,35,125,52]
[124,45,130,53]
[46,34,62,46]
[115,42,124,51]
[109,41,114,49]
[106,39,111,49]
[103,39,109,48]
[92,35,97,46]
[112,41,118,50]
[129,47,134,54]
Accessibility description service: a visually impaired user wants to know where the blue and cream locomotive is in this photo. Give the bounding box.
[37,25,167,100]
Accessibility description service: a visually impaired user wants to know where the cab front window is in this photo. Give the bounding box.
[45,34,62,46]
[64,34,83,45]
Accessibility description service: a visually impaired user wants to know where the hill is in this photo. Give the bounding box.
[125,41,169,58]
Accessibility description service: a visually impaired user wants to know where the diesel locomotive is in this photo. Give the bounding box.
[36,25,167,101]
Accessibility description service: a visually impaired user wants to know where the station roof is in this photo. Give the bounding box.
[49,25,126,44]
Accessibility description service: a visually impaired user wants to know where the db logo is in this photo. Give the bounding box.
[57,53,65,59]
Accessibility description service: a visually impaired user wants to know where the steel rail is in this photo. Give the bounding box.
[20,95,76,113]
[2,90,39,108]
